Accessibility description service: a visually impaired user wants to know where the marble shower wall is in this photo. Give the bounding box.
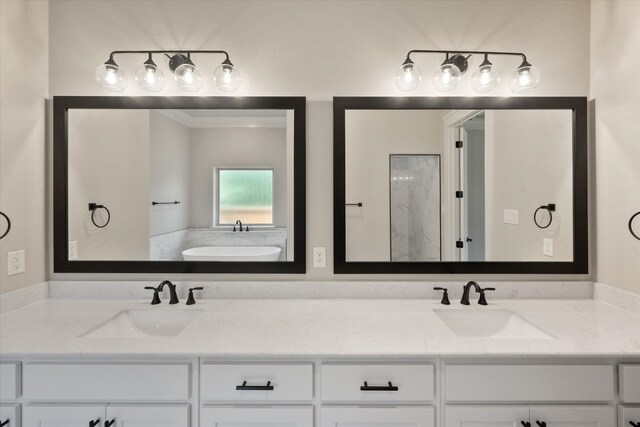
[390,155,441,261]
[150,228,287,261]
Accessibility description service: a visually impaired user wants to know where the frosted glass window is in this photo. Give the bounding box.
[217,169,273,225]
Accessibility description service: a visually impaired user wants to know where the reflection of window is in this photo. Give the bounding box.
[216,169,273,225]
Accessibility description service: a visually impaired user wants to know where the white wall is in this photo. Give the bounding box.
[0,0,48,294]
[46,0,591,282]
[149,111,191,237]
[345,110,443,261]
[189,127,287,228]
[68,110,151,260]
[591,0,640,295]
[490,110,574,262]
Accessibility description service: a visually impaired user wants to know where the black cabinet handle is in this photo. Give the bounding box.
[1,420,9,427]
[236,380,274,391]
[105,420,115,427]
[630,422,639,427]
[360,381,399,391]
[521,422,531,427]
[89,419,101,427]
[536,422,547,427]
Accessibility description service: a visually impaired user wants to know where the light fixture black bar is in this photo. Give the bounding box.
[108,50,231,62]
[406,49,527,62]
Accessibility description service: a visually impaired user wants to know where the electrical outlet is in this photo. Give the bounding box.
[503,209,519,225]
[69,241,78,260]
[313,247,326,268]
[8,250,25,276]
[543,238,554,257]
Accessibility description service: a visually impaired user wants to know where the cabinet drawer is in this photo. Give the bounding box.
[321,406,434,427]
[200,363,312,402]
[106,404,190,427]
[201,405,313,427]
[620,365,640,403]
[445,364,614,402]
[0,363,20,401]
[619,406,640,427]
[445,405,530,427]
[0,404,21,427]
[23,362,190,401]
[321,363,434,402]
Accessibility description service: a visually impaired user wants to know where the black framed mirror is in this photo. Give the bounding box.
[54,96,306,273]
[334,97,588,274]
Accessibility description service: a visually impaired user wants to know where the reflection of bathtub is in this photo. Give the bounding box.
[182,246,282,261]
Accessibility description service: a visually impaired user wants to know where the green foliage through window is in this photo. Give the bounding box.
[218,169,273,225]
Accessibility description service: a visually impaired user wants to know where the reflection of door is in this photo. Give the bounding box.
[390,155,441,261]
[457,127,468,261]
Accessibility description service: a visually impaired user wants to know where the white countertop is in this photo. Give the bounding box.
[1,298,639,357]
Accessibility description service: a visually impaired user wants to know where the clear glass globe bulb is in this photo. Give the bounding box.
[509,64,540,94]
[214,64,241,92]
[432,63,461,92]
[174,63,203,92]
[394,64,421,91]
[95,63,128,92]
[135,63,165,92]
[470,64,501,93]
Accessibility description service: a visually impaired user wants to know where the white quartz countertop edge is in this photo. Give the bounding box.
[1,298,639,357]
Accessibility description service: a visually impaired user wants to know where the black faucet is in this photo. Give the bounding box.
[460,281,481,305]
[461,281,496,305]
[233,219,243,232]
[144,280,179,305]
[186,287,204,305]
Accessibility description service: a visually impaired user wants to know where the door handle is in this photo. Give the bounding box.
[360,381,399,391]
[236,380,274,391]
[89,419,101,427]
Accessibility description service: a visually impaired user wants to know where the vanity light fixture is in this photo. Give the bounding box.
[96,50,241,93]
[394,49,539,94]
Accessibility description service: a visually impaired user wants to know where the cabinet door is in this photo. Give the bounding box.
[201,406,312,427]
[618,406,640,427]
[529,405,614,427]
[23,405,105,427]
[105,404,189,427]
[321,406,434,427]
[445,405,530,427]
[0,404,21,427]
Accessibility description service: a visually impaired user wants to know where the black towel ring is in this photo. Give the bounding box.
[630,211,640,241]
[534,204,556,229]
[88,203,111,228]
[0,211,10,240]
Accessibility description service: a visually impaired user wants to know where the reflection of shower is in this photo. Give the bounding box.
[390,155,441,261]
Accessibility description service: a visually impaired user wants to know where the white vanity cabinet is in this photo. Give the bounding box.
[0,404,21,427]
[321,406,434,427]
[23,404,107,427]
[445,405,614,427]
[200,406,313,427]
[618,406,640,427]
[105,404,190,427]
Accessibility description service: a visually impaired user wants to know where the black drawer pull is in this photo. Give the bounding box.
[360,381,399,391]
[236,380,274,391]
[630,422,639,427]
[89,419,100,427]
[105,420,115,427]
[1,420,9,427]
[521,422,531,427]
[536,422,547,427]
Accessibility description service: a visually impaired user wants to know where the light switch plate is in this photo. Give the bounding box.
[503,209,519,225]
[543,238,554,257]
[313,247,326,268]
[8,250,25,276]
[69,241,78,260]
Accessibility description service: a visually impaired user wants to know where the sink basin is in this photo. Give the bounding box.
[80,309,202,339]
[434,309,554,339]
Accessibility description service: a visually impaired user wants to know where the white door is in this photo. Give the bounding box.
[445,405,529,427]
[529,406,614,427]
[618,406,640,427]
[105,404,189,427]
[321,406,434,427]
[23,405,106,427]
[0,404,20,427]
[201,406,312,427]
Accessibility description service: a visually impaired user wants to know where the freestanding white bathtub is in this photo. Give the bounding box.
[182,246,282,261]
